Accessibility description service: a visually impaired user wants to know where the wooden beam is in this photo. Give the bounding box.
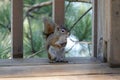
[95,0,108,62]
[0,63,120,78]
[53,0,64,25]
[92,0,98,57]
[11,0,23,58]
[108,0,120,66]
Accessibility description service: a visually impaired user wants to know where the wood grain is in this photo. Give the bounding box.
[0,58,119,78]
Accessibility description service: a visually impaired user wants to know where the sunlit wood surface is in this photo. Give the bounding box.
[0,58,120,80]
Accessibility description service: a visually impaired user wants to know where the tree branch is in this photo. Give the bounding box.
[65,2,71,12]
[26,0,91,15]
[65,0,91,3]
[27,1,52,13]
[27,48,45,58]
[69,7,92,32]
[27,16,36,53]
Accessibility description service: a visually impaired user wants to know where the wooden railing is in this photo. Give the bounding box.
[11,0,23,58]
[11,0,65,58]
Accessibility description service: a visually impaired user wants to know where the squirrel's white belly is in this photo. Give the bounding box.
[48,46,65,60]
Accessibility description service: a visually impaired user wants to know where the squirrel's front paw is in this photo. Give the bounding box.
[60,42,67,47]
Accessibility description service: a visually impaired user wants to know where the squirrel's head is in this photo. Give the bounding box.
[43,17,70,38]
[55,25,70,37]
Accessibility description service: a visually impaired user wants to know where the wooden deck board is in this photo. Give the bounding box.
[0,75,120,80]
[0,63,120,78]
[0,57,101,66]
[0,58,120,79]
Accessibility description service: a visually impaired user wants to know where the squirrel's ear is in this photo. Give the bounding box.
[53,22,59,30]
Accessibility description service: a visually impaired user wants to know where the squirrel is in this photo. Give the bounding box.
[43,17,69,63]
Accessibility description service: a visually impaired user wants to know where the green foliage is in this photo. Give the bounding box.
[23,18,47,58]
[24,0,52,18]
[65,2,92,41]
[0,1,11,32]
[73,13,92,41]
[0,0,92,59]
[23,0,52,58]
[24,0,49,6]
[0,33,11,59]
[0,1,11,59]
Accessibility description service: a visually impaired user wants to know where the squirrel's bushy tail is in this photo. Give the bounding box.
[43,17,55,39]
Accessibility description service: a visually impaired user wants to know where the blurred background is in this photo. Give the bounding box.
[0,0,92,59]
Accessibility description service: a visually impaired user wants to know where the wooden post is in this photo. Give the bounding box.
[108,0,120,67]
[53,0,64,25]
[95,0,108,62]
[92,0,98,57]
[11,0,23,58]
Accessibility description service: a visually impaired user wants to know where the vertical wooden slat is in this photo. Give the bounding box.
[108,0,120,67]
[95,0,108,62]
[107,0,112,66]
[11,0,23,58]
[103,0,109,62]
[92,0,98,57]
[53,0,64,25]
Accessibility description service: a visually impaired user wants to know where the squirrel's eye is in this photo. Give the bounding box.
[61,29,65,33]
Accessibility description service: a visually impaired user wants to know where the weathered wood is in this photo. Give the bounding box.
[0,57,100,66]
[0,63,120,78]
[97,0,104,61]
[53,0,64,25]
[96,0,120,66]
[11,0,23,58]
[0,75,120,80]
[108,0,120,66]
[96,0,109,62]
[103,0,111,62]
[92,0,98,57]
